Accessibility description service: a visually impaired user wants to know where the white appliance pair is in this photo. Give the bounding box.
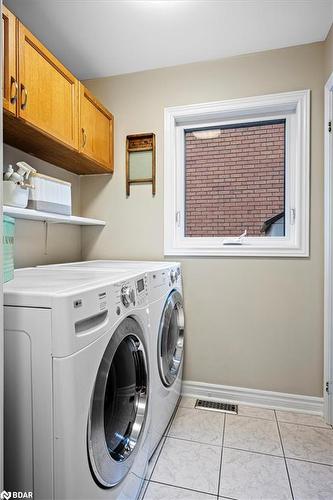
[46,260,185,457]
[4,260,184,500]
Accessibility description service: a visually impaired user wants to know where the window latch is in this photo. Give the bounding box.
[176,211,181,227]
[223,229,247,246]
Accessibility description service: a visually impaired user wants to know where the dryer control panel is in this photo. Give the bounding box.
[149,266,182,301]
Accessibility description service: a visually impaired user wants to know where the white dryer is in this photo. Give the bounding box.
[4,267,151,500]
[146,264,184,455]
[39,261,185,457]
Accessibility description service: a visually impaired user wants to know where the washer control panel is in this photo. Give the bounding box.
[121,284,135,308]
[115,273,148,313]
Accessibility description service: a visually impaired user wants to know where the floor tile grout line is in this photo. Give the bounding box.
[277,420,333,430]
[231,412,276,422]
[284,455,333,468]
[139,479,149,500]
[274,409,295,500]
[165,434,223,448]
[222,444,333,468]
[236,414,275,422]
[223,445,284,459]
[164,433,284,453]
[148,478,219,497]
[217,414,227,498]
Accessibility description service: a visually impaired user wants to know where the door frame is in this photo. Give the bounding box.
[324,71,333,424]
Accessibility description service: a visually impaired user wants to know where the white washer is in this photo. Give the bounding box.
[39,261,185,457]
[4,267,151,500]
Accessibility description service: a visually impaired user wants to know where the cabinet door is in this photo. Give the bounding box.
[17,22,78,149]
[2,5,18,114]
[79,84,114,172]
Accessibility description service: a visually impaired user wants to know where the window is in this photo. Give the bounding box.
[164,90,310,257]
[185,120,286,238]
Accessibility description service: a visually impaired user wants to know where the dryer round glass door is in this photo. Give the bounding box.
[88,317,148,488]
[158,290,184,387]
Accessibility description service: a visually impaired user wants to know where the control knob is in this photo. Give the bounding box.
[170,269,178,284]
[121,285,135,307]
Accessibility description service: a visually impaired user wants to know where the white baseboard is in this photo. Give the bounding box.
[182,380,323,415]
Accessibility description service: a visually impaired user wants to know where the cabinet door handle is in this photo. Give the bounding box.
[10,76,18,104]
[21,84,28,110]
[82,128,87,148]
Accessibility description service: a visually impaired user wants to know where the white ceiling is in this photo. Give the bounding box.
[6,0,333,80]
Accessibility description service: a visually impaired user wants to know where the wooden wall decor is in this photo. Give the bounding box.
[126,133,156,196]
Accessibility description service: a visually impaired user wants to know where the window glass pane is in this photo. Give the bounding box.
[184,120,285,237]
[129,150,152,180]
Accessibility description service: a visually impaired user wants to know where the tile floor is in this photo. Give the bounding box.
[141,397,333,500]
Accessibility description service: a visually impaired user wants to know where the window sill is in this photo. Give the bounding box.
[164,244,309,258]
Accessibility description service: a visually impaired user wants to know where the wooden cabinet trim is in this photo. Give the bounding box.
[18,22,78,85]
[2,5,17,114]
[81,84,113,120]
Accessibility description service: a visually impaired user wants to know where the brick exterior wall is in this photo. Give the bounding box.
[185,121,285,237]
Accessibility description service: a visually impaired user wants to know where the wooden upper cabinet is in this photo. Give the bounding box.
[79,84,114,172]
[17,22,79,150]
[2,5,18,114]
[3,6,114,175]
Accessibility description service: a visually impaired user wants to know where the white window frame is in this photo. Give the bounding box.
[164,90,310,257]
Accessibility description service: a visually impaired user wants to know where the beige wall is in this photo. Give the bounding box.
[82,42,325,397]
[325,24,333,80]
[4,144,82,268]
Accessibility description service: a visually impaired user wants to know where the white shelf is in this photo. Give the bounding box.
[3,205,106,226]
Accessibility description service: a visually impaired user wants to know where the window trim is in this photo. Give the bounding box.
[164,90,310,257]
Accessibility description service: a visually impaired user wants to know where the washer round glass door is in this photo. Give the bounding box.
[158,290,184,387]
[88,317,148,488]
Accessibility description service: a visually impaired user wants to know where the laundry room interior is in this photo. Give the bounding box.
[2,1,333,499]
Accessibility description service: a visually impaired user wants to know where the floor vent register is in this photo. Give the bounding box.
[195,399,238,414]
